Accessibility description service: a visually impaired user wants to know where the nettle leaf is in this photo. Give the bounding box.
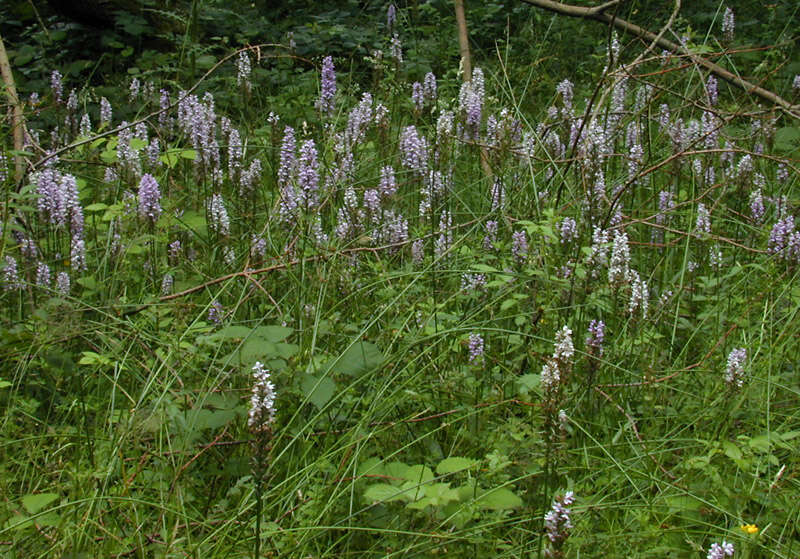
[300,374,337,409]
[436,457,478,474]
[516,374,541,395]
[329,341,384,377]
[400,464,434,483]
[252,325,293,342]
[383,461,411,483]
[774,126,800,153]
[22,493,59,514]
[364,483,408,503]
[205,325,253,342]
[474,487,523,510]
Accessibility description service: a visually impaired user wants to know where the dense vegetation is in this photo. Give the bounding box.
[1,1,799,557]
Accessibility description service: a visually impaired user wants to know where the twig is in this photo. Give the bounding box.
[518,0,800,118]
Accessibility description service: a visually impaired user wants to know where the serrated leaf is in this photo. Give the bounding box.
[516,373,540,395]
[329,341,384,377]
[239,338,279,365]
[364,483,407,503]
[722,441,742,461]
[416,483,459,507]
[357,457,383,477]
[748,435,771,453]
[436,457,478,474]
[22,493,59,514]
[400,464,434,483]
[209,325,253,341]
[252,325,293,342]
[475,487,522,510]
[300,374,336,409]
[383,461,410,483]
[500,298,517,312]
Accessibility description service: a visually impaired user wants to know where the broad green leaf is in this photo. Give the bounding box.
[748,435,771,453]
[329,341,384,377]
[383,461,410,483]
[0,380,11,389]
[516,373,541,395]
[475,487,522,510]
[357,457,383,477]
[774,126,800,153]
[190,408,237,430]
[196,54,218,69]
[240,338,279,365]
[500,298,518,311]
[418,483,459,506]
[400,464,434,483]
[252,325,293,342]
[300,374,337,409]
[76,276,98,290]
[364,484,407,503]
[436,457,478,474]
[722,441,742,461]
[22,493,59,514]
[663,495,703,512]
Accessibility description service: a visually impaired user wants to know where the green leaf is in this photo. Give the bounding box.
[76,276,98,290]
[252,325,293,342]
[663,495,703,513]
[516,373,540,395]
[383,461,410,483]
[196,54,218,69]
[211,325,253,341]
[748,435,771,453]
[436,457,478,474]
[774,126,800,153]
[0,380,11,389]
[475,487,522,510]
[240,338,279,365]
[329,342,384,377]
[400,464,434,483]
[722,441,742,461]
[300,374,337,409]
[500,298,518,312]
[22,493,59,514]
[364,484,408,503]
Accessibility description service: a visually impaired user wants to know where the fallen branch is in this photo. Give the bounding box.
[518,0,800,118]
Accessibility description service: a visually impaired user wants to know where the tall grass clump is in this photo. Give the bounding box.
[1,4,799,558]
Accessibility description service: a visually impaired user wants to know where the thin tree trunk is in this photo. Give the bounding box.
[454,0,472,81]
[519,0,800,118]
[0,32,25,183]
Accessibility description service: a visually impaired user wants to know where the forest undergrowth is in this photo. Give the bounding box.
[1,4,799,558]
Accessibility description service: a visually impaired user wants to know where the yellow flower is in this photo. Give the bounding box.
[740,524,758,535]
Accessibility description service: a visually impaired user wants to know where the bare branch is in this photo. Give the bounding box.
[518,0,800,118]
